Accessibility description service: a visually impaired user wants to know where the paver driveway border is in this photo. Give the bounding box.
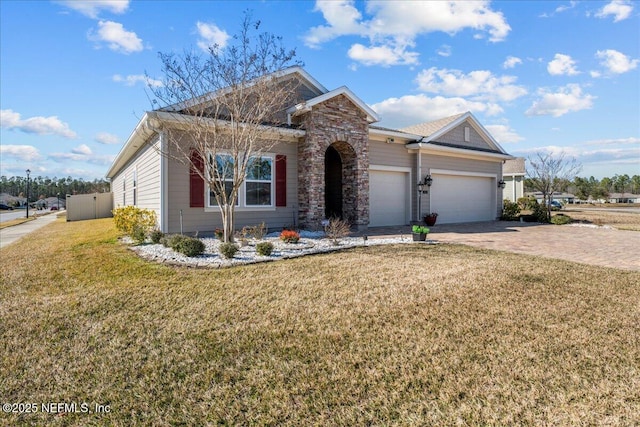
[426,221,640,272]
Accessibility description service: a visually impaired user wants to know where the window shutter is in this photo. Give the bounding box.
[275,155,286,207]
[190,151,205,208]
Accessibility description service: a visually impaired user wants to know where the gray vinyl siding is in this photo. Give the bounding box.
[420,153,503,218]
[110,137,161,218]
[166,142,299,234]
[437,123,493,151]
[369,140,417,220]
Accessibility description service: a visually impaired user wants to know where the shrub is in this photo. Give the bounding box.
[501,199,521,221]
[551,214,572,225]
[280,229,300,243]
[113,206,157,238]
[256,241,274,256]
[531,201,550,223]
[161,234,187,248]
[219,242,239,259]
[150,229,164,244]
[242,222,267,240]
[174,236,205,257]
[325,218,351,245]
[131,226,147,245]
[214,228,224,240]
[518,196,537,210]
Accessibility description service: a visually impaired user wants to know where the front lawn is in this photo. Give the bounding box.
[1,217,639,426]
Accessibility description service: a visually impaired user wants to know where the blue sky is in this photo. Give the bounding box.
[1,0,638,181]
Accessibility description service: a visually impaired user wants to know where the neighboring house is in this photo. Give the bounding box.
[527,192,576,204]
[106,67,513,233]
[607,193,640,203]
[502,157,525,203]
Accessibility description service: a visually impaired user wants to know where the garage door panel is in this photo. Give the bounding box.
[370,170,408,226]
[431,174,494,224]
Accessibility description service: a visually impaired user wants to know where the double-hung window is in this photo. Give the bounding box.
[206,153,274,209]
[245,156,273,206]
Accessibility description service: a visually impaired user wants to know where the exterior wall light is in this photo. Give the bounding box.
[498,179,506,189]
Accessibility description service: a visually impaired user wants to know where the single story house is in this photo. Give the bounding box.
[607,193,640,203]
[106,67,513,233]
[527,192,576,204]
[502,158,525,203]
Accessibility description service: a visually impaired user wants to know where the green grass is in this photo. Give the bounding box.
[1,217,639,426]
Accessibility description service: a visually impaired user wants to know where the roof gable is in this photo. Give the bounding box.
[287,86,380,123]
[402,111,507,154]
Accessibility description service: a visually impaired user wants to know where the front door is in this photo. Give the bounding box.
[325,145,343,219]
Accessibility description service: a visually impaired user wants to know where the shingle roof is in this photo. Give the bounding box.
[400,112,467,137]
[503,157,526,174]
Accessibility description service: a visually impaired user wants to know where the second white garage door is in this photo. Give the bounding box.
[430,173,495,224]
[369,169,409,226]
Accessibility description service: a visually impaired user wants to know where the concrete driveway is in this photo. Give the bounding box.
[428,221,640,272]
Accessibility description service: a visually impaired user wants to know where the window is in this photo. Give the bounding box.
[464,126,470,142]
[208,154,236,206]
[245,156,272,206]
[206,153,274,208]
[132,169,137,205]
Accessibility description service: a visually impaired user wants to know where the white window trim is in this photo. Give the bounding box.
[204,152,277,212]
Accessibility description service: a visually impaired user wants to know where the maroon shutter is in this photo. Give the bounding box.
[275,155,286,207]
[190,151,205,208]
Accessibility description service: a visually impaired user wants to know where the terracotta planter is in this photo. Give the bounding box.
[424,215,438,226]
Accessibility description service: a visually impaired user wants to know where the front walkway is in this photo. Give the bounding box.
[359,221,640,272]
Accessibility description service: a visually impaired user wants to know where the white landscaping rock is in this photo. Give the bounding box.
[128,234,436,268]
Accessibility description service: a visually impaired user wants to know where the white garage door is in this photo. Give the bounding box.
[430,174,495,224]
[370,170,408,226]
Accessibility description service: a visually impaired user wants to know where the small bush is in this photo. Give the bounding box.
[551,214,572,225]
[174,237,205,257]
[280,229,300,243]
[214,228,224,240]
[150,229,164,244]
[242,222,266,240]
[501,199,521,221]
[131,226,147,244]
[518,196,537,210]
[219,242,239,259]
[256,242,274,256]
[325,218,351,245]
[532,201,550,223]
[112,206,157,237]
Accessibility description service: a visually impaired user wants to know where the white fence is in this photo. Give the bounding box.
[66,193,113,222]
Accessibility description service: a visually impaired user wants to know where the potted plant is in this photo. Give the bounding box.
[424,212,438,226]
[412,225,430,241]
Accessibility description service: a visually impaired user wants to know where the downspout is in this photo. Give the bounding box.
[417,145,422,221]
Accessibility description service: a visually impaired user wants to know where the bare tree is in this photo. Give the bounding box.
[147,12,301,242]
[527,151,582,222]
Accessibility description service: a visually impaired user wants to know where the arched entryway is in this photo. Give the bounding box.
[325,145,343,219]
[324,142,357,222]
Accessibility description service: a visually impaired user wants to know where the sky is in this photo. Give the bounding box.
[1,0,639,181]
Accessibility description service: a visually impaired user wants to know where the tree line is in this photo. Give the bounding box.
[525,174,640,200]
[0,175,110,200]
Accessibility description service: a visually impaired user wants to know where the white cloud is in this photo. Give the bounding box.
[1,109,77,138]
[547,53,580,76]
[196,21,230,52]
[584,137,640,146]
[347,43,418,66]
[526,84,595,117]
[415,67,527,102]
[94,132,121,145]
[555,1,578,13]
[502,56,522,69]
[0,145,42,161]
[595,49,639,74]
[484,124,524,143]
[371,94,503,129]
[305,1,510,66]
[72,144,93,155]
[595,0,633,22]
[436,44,452,57]
[89,20,143,54]
[113,74,163,87]
[57,0,129,18]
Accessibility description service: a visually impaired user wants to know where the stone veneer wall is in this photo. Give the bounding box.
[298,94,370,229]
